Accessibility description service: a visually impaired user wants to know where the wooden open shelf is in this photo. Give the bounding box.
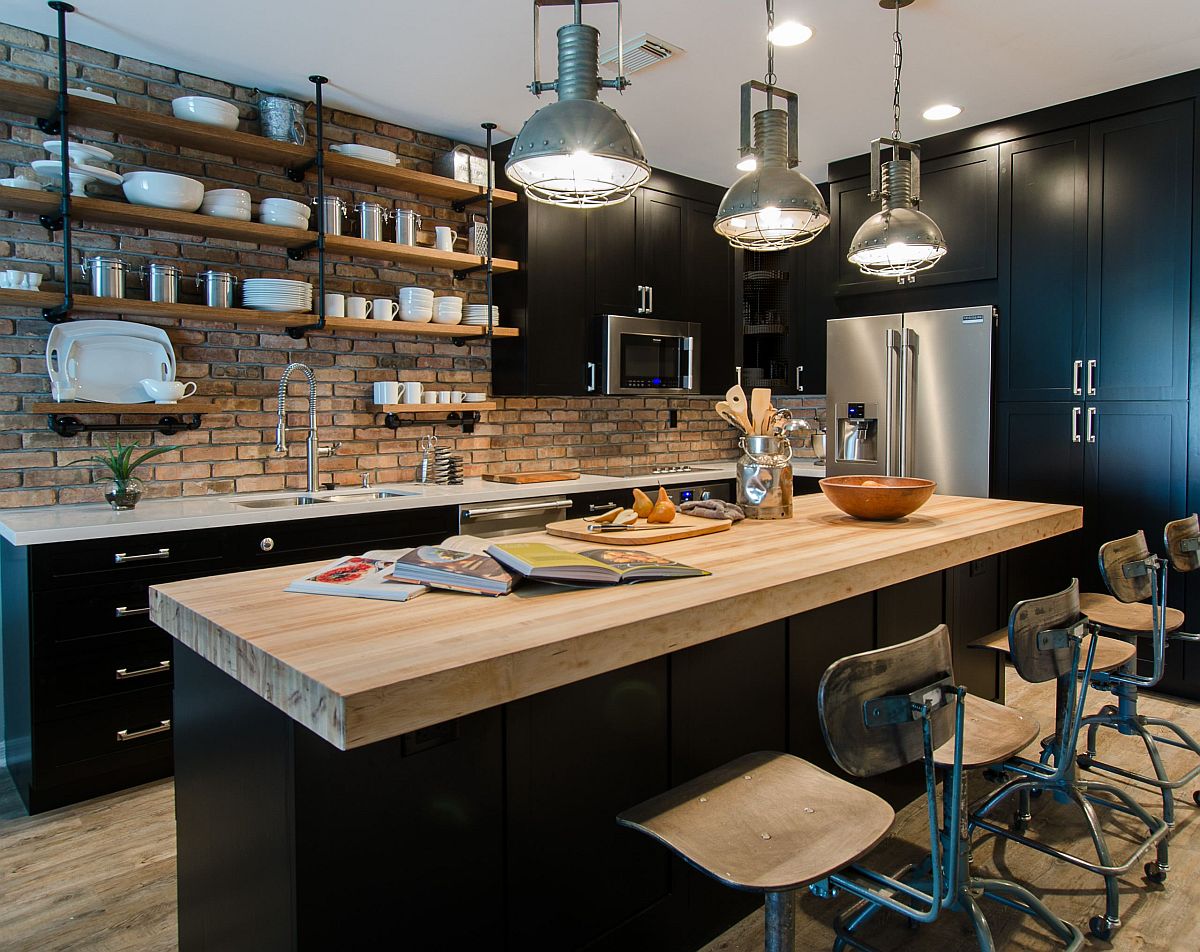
[0,289,519,339]
[0,188,518,273]
[379,402,496,412]
[31,400,220,414]
[0,79,517,205]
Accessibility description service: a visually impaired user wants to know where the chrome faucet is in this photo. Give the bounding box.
[275,362,338,493]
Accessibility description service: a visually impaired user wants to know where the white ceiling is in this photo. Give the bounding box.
[4,1,1200,186]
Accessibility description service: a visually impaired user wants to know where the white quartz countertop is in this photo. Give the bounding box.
[0,459,828,546]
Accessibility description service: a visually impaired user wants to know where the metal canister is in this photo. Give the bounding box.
[394,208,421,246]
[80,255,129,298]
[146,262,181,303]
[313,196,347,236]
[736,435,794,520]
[355,201,388,242]
[195,270,238,308]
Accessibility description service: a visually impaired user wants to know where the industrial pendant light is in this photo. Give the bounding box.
[847,0,947,282]
[505,0,650,208]
[714,0,829,251]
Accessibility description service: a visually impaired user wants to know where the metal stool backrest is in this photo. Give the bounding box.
[818,625,956,779]
[1007,579,1084,684]
[1099,531,1154,603]
[1165,514,1200,574]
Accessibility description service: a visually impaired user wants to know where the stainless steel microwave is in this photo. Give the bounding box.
[596,315,701,395]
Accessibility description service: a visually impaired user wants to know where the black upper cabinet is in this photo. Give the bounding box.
[638,189,686,320]
[997,127,1090,402]
[829,145,999,295]
[589,196,641,317]
[1086,102,1193,402]
[686,200,736,394]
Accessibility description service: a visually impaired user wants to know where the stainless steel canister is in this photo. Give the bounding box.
[146,262,181,303]
[195,270,238,308]
[80,255,129,298]
[736,434,794,520]
[313,196,347,236]
[394,209,421,246]
[355,201,388,242]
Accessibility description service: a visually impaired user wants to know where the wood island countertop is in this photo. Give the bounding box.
[150,494,1081,750]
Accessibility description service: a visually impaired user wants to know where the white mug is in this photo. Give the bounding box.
[448,390,464,404]
[141,379,197,404]
[434,226,457,252]
[324,292,346,317]
[436,390,451,404]
[421,392,439,404]
[3,270,22,289]
[401,381,423,404]
[346,296,371,319]
[23,272,42,290]
[372,381,401,404]
[373,298,400,321]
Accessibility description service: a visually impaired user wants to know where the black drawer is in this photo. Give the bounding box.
[33,577,177,643]
[31,529,223,590]
[37,686,173,778]
[37,629,173,708]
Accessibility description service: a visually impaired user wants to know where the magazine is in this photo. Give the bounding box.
[487,542,710,586]
[391,542,515,596]
[285,550,426,601]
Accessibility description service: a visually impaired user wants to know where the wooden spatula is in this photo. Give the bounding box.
[715,400,752,434]
[725,384,749,424]
[750,388,772,434]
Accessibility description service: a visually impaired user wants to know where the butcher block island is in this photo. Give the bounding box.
[151,493,1080,952]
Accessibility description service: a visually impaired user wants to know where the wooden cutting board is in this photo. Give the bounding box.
[545,513,732,545]
[483,471,581,484]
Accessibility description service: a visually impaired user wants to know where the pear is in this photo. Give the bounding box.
[589,506,623,524]
[647,486,676,524]
[631,487,654,518]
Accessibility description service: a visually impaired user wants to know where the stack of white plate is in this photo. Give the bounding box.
[399,286,434,323]
[259,197,312,230]
[201,187,252,221]
[432,295,463,325]
[463,304,500,326]
[330,143,398,167]
[242,278,313,313]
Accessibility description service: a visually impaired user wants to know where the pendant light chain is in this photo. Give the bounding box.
[891,1,903,141]
[764,0,777,105]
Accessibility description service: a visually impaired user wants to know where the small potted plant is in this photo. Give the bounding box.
[83,438,178,511]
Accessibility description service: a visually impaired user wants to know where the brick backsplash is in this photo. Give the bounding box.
[0,23,825,509]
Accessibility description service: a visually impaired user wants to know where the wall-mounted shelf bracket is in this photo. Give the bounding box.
[46,413,204,438]
[383,410,480,434]
[286,158,317,183]
[451,194,488,213]
[286,239,320,261]
[452,263,487,281]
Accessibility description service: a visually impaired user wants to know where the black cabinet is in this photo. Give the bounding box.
[687,199,737,394]
[638,188,687,320]
[829,145,999,295]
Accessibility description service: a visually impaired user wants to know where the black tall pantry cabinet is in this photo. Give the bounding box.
[992,102,1194,692]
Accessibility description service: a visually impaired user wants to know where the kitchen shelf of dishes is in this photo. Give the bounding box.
[372,379,493,411]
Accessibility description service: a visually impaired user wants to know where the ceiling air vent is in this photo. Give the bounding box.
[599,33,684,75]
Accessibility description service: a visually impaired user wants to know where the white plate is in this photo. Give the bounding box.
[42,139,115,165]
[243,279,312,289]
[46,320,175,403]
[330,143,398,166]
[68,87,117,104]
[242,302,312,313]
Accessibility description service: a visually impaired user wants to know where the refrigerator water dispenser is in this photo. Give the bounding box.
[836,403,878,463]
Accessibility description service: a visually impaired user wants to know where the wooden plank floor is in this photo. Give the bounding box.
[1,670,1199,951]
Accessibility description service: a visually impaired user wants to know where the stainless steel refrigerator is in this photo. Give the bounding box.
[826,306,995,497]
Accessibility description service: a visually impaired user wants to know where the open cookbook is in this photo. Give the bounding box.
[285,550,427,601]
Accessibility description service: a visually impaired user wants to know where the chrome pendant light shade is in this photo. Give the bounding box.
[715,0,828,251]
[506,2,650,207]
[847,0,947,282]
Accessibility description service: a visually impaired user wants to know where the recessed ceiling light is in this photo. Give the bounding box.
[767,20,813,46]
[923,103,962,121]
[736,155,758,172]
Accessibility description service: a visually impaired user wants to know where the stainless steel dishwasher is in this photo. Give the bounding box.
[457,496,573,538]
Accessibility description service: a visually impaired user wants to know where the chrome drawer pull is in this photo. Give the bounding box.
[588,502,620,512]
[462,500,572,518]
[113,548,170,564]
[116,719,171,742]
[114,606,151,619]
[115,660,171,680]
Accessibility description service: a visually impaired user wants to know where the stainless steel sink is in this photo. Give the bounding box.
[234,496,330,509]
[322,490,416,503]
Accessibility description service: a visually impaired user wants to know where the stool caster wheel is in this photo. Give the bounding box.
[1013,814,1029,834]
[1077,754,1093,771]
[1192,790,1200,807]
[1089,916,1114,941]
[1145,862,1167,884]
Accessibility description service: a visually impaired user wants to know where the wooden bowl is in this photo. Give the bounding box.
[819,475,937,521]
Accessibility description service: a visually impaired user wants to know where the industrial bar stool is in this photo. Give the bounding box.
[968,580,1169,940]
[1075,519,1200,883]
[618,625,1083,952]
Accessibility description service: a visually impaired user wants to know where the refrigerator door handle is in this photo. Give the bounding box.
[899,327,919,477]
[885,328,902,475]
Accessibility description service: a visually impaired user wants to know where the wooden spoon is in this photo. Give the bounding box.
[751,388,772,434]
[715,400,752,434]
[725,384,749,424]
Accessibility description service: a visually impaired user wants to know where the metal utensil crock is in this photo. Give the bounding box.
[257,93,306,144]
[80,255,129,298]
[737,434,793,520]
[146,262,181,303]
[195,270,238,308]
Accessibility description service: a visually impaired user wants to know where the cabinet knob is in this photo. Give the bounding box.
[260,537,275,552]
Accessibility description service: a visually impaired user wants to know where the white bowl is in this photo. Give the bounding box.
[432,311,462,325]
[203,187,251,207]
[121,170,205,211]
[259,209,310,230]
[260,197,311,218]
[172,96,240,130]
[400,311,434,324]
[201,205,252,221]
[42,139,115,166]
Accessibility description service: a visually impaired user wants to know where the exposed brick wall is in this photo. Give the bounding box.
[0,23,824,508]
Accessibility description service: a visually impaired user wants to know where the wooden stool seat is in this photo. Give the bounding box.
[617,751,894,891]
[933,694,1039,768]
[1079,592,1184,635]
[970,626,1137,673]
